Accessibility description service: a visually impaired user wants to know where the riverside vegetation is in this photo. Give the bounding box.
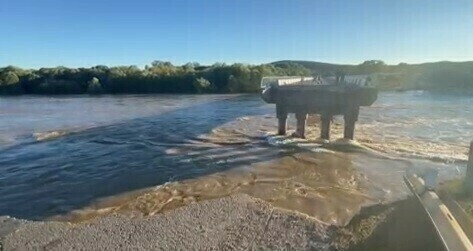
[1,60,473,95]
[0,61,310,95]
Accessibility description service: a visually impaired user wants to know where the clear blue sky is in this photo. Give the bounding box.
[1,0,472,68]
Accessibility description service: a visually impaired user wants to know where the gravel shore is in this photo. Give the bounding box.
[1,194,334,250]
[1,193,443,250]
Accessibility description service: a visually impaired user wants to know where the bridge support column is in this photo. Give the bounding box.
[344,119,356,140]
[320,115,332,140]
[293,112,307,138]
[276,105,287,135]
[344,107,359,140]
[278,117,287,135]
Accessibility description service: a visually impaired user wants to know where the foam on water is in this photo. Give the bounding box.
[54,113,442,227]
[33,131,69,141]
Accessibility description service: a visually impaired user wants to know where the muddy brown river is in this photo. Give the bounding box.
[0,92,471,226]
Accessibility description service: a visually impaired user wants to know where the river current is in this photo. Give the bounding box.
[0,92,471,226]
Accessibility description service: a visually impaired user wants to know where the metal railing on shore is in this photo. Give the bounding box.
[404,140,473,251]
[464,141,473,194]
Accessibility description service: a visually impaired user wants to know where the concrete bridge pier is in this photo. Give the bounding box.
[276,106,288,135]
[343,108,359,140]
[344,118,356,140]
[292,112,307,138]
[320,114,332,140]
[261,76,378,142]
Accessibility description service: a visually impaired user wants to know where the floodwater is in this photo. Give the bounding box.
[0,92,471,226]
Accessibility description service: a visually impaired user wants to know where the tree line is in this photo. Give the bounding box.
[0,61,310,95]
[2,60,472,95]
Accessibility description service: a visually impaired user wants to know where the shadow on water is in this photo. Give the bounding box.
[0,95,292,220]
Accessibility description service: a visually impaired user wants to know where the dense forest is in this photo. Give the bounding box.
[1,60,473,95]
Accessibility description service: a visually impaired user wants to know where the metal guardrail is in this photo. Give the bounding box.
[465,141,473,193]
[404,140,473,250]
[404,174,473,251]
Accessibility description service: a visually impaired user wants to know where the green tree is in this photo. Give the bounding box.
[87,77,103,94]
[193,77,212,93]
[357,60,387,74]
[0,72,20,85]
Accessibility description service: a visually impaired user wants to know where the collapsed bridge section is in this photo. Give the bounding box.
[261,76,378,140]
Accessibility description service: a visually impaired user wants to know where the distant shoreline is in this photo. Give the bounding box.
[2,60,473,95]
